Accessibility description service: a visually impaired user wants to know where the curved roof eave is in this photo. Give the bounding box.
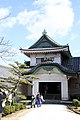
[25,62,77,76]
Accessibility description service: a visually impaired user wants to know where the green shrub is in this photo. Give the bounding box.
[23,102,29,106]
[73,99,80,108]
[3,106,11,115]
[3,105,16,116]
[13,102,25,111]
[13,103,20,111]
[3,102,26,116]
[18,102,25,109]
[79,101,80,106]
[10,106,15,113]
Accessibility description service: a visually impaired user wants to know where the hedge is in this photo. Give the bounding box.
[3,102,28,116]
[73,99,80,108]
[13,102,25,111]
[3,105,15,116]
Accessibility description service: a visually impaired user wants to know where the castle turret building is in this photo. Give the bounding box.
[20,30,80,100]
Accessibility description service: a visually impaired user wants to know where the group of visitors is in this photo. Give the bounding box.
[31,92,44,108]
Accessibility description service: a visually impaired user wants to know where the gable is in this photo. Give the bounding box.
[27,63,76,76]
[35,37,53,48]
[20,31,72,58]
[32,65,65,75]
[29,34,62,49]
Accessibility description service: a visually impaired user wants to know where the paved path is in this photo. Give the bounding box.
[20,104,80,120]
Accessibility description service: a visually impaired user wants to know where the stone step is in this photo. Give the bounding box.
[43,99,72,104]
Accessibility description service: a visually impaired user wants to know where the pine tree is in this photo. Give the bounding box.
[0,61,37,104]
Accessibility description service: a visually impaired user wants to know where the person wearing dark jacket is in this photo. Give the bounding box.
[36,92,41,107]
[0,89,6,120]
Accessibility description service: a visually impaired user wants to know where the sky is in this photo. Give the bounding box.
[0,0,80,66]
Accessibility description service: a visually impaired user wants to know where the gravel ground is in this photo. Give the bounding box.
[2,104,80,120]
[20,104,80,120]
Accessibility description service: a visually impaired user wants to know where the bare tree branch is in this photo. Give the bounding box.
[0,13,11,22]
[0,37,16,61]
[0,13,16,61]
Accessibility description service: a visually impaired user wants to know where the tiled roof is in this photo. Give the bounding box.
[20,46,72,58]
[0,65,13,77]
[29,34,67,49]
[0,65,17,80]
[25,62,76,76]
[62,57,80,72]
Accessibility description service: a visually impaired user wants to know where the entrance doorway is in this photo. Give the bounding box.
[39,82,61,100]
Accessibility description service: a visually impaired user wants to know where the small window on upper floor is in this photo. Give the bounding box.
[36,57,54,64]
[41,58,44,62]
[36,58,41,64]
[36,58,44,64]
[50,57,54,62]
[44,57,54,62]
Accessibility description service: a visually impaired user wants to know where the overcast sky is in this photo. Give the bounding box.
[0,0,80,66]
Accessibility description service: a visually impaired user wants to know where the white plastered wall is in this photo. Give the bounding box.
[30,53,61,66]
[32,68,68,100]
